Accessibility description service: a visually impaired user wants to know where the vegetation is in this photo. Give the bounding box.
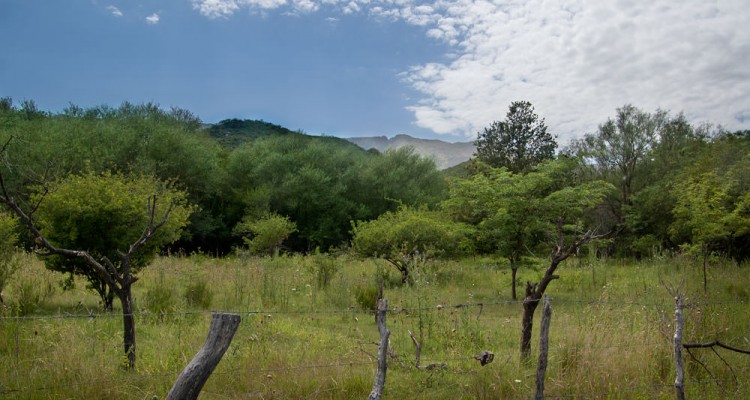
[0,253,748,399]
[351,206,471,284]
[33,171,194,309]
[0,97,748,397]
[474,101,556,174]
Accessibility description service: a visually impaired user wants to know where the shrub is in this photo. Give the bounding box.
[184,279,213,309]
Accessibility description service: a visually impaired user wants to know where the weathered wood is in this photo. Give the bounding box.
[408,330,421,368]
[674,296,685,400]
[167,313,241,400]
[535,295,552,400]
[368,298,390,400]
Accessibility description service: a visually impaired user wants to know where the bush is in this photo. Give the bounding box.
[353,283,379,311]
[234,213,297,256]
[7,262,56,316]
[307,251,339,289]
[184,279,213,309]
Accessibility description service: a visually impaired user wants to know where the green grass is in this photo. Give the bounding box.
[0,252,748,399]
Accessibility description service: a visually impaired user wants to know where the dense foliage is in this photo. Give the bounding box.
[0,99,445,254]
[474,101,556,174]
[33,171,194,307]
[1,98,748,265]
[351,206,471,283]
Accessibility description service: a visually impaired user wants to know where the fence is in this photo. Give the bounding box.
[1,296,748,398]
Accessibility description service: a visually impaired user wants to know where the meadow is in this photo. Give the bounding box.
[1,252,748,399]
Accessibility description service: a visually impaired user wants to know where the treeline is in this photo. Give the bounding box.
[0,99,445,254]
[1,98,748,263]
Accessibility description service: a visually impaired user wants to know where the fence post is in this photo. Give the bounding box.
[535,294,552,400]
[369,298,390,400]
[167,313,241,400]
[674,296,685,400]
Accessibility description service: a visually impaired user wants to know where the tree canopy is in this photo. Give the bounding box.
[34,171,194,307]
[351,206,471,283]
[474,101,557,174]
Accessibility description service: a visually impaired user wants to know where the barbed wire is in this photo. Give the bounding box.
[2,296,746,322]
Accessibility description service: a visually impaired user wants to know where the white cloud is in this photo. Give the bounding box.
[190,0,750,143]
[107,5,123,17]
[145,13,160,24]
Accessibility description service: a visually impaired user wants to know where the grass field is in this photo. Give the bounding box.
[1,252,748,399]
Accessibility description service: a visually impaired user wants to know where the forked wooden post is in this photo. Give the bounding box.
[674,296,685,400]
[368,298,390,400]
[167,313,241,400]
[535,294,552,400]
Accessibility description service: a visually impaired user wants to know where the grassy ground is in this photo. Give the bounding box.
[1,252,748,399]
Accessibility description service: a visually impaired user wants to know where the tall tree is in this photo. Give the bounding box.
[474,101,556,174]
[567,105,667,230]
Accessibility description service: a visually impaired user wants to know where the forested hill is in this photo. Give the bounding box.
[206,119,474,169]
[206,119,298,148]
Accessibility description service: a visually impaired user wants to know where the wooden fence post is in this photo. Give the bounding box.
[535,294,552,400]
[369,298,390,400]
[167,313,241,400]
[674,296,686,400]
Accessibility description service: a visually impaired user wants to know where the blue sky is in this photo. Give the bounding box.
[2,1,749,145]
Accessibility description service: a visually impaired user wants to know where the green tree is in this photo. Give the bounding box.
[567,105,667,231]
[445,159,609,300]
[33,171,194,308]
[233,213,297,256]
[0,167,194,369]
[445,158,612,357]
[351,206,471,284]
[474,101,556,174]
[669,133,750,287]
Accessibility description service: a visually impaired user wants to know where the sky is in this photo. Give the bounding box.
[1,1,749,145]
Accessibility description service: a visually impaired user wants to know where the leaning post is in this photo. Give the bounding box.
[167,313,241,400]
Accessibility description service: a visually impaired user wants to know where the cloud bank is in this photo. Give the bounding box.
[191,0,750,143]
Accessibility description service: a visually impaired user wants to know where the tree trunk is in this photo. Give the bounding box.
[520,290,540,359]
[511,267,518,300]
[118,286,136,370]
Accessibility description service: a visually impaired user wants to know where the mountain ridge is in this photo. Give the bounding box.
[344,134,475,169]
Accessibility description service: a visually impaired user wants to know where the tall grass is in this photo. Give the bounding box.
[0,252,747,398]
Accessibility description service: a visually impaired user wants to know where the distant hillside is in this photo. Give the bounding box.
[207,119,298,148]
[345,134,475,169]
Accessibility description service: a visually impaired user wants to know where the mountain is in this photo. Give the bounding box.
[345,134,475,169]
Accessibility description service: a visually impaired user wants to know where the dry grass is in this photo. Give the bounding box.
[0,253,748,399]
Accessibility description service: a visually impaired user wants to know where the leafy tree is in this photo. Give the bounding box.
[669,132,750,285]
[351,206,471,284]
[566,105,667,232]
[32,171,194,308]
[0,166,194,370]
[233,213,297,256]
[445,158,612,357]
[625,116,708,256]
[474,101,556,174]
[445,159,609,300]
